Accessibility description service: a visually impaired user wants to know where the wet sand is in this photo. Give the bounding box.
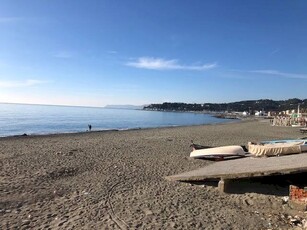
[1,120,306,229]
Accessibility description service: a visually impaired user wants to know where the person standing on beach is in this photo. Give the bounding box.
[88,124,92,131]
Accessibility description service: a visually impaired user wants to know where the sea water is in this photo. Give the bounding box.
[0,103,235,137]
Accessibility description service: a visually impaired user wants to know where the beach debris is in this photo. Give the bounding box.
[67,151,74,156]
[282,196,289,204]
[283,214,307,228]
[170,221,177,228]
[22,219,30,226]
[143,208,153,216]
[244,198,254,206]
[55,148,82,156]
[53,189,65,197]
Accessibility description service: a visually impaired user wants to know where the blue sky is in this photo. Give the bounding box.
[0,0,306,107]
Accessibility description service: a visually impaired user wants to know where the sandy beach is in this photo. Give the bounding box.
[1,120,306,229]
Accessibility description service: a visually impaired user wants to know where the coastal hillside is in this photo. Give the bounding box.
[144,98,307,113]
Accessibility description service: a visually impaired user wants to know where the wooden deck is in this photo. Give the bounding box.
[166,153,307,182]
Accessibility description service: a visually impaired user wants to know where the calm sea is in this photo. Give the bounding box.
[0,103,234,137]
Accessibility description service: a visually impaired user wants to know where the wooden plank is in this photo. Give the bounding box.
[166,154,307,182]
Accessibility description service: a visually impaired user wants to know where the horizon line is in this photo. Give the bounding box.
[1,97,305,108]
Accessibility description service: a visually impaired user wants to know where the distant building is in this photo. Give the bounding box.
[255,110,267,116]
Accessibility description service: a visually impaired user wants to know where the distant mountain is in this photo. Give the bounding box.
[104,104,145,110]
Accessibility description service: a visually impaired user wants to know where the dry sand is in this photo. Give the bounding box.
[1,120,307,229]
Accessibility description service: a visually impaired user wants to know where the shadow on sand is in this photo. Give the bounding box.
[187,172,307,196]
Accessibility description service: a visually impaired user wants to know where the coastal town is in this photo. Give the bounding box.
[144,99,307,128]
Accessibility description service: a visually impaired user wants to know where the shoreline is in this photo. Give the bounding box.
[0,119,241,139]
[1,120,306,229]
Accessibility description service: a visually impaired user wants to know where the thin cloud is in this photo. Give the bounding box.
[0,79,48,88]
[126,57,217,70]
[53,51,74,59]
[107,50,118,54]
[0,17,23,23]
[270,48,280,55]
[248,70,307,79]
